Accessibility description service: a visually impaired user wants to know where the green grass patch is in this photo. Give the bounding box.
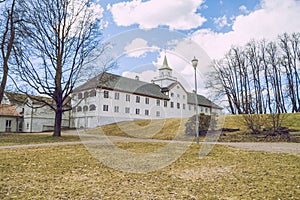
[0,133,80,146]
[0,143,299,199]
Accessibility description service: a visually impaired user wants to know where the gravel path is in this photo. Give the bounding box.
[217,142,300,154]
[0,135,299,155]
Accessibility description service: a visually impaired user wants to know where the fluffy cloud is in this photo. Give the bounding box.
[108,0,206,30]
[192,0,300,59]
[122,70,157,83]
[124,38,159,57]
[122,36,213,92]
[213,15,230,29]
[239,5,249,14]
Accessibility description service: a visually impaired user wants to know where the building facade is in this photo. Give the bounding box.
[1,92,70,133]
[71,56,222,128]
[0,104,21,132]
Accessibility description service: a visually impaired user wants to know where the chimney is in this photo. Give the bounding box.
[135,75,139,81]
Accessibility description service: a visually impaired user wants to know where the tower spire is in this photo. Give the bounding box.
[160,55,171,70]
[163,55,169,67]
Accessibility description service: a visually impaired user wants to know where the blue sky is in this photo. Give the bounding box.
[91,0,300,95]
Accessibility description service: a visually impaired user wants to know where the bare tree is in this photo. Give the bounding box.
[12,0,105,136]
[206,32,299,115]
[0,0,17,102]
[279,33,300,112]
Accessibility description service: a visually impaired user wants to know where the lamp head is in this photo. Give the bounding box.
[192,56,198,68]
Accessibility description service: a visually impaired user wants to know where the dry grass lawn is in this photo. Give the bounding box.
[1,143,299,199]
[0,132,80,146]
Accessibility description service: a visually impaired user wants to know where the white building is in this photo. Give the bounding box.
[71,56,222,128]
[0,104,21,132]
[1,92,70,132]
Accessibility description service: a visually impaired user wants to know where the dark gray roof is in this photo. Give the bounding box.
[187,92,222,109]
[74,72,169,100]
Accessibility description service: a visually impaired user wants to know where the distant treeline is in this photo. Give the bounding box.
[207,32,300,114]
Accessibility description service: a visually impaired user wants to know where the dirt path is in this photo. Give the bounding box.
[217,142,300,154]
[0,135,299,154]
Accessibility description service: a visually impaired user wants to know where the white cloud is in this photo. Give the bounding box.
[152,38,212,91]
[122,70,157,83]
[121,38,212,96]
[213,15,230,29]
[108,0,206,30]
[239,5,249,14]
[192,0,300,59]
[124,38,159,58]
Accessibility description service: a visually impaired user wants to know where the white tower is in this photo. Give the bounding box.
[152,55,177,87]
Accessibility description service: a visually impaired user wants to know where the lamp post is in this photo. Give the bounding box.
[192,56,199,144]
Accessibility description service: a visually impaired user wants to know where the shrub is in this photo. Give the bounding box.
[242,113,289,135]
[185,113,214,136]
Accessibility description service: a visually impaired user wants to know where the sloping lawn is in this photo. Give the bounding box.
[1,143,299,199]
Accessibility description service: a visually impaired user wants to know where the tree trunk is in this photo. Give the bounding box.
[53,105,62,137]
[0,0,16,103]
[0,63,8,102]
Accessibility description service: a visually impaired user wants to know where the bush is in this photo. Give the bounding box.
[185,114,215,136]
[242,113,290,135]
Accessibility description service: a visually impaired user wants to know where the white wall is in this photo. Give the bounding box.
[23,103,70,132]
[0,116,18,132]
[71,84,219,129]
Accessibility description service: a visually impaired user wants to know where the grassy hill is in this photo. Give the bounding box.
[86,118,189,140]
[90,113,300,143]
[223,112,300,131]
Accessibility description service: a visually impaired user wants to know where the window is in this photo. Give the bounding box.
[103,105,109,111]
[136,108,140,115]
[136,96,140,103]
[104,91,109,98]
[205,108,208,113]
[156,111,160,117]
[164,101,168,107]
[145,97,149,104]
[183,95,186,99]
[171,93,174,97]
[171,102,174,108]
[78,93,83,99]
[183,104,186,110]
[89,104,96,111]
[177,85,180,89]
[77,106,82,112]
[177,94,180,98]
[156,99,160,106]
[189,105,191,110]
[200,107,203,112]
[26,123,30,129]
[177,103,180,109]
[5,120,12,132]
[114,106,119,113]
[72,107,76,112]
[145,109,149,116]
[83,105,88,111]
[115,92,120,100]
[84,91,89,98]
[126,94,130,102]
[125,107,130,113]
[90,90,96,97]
